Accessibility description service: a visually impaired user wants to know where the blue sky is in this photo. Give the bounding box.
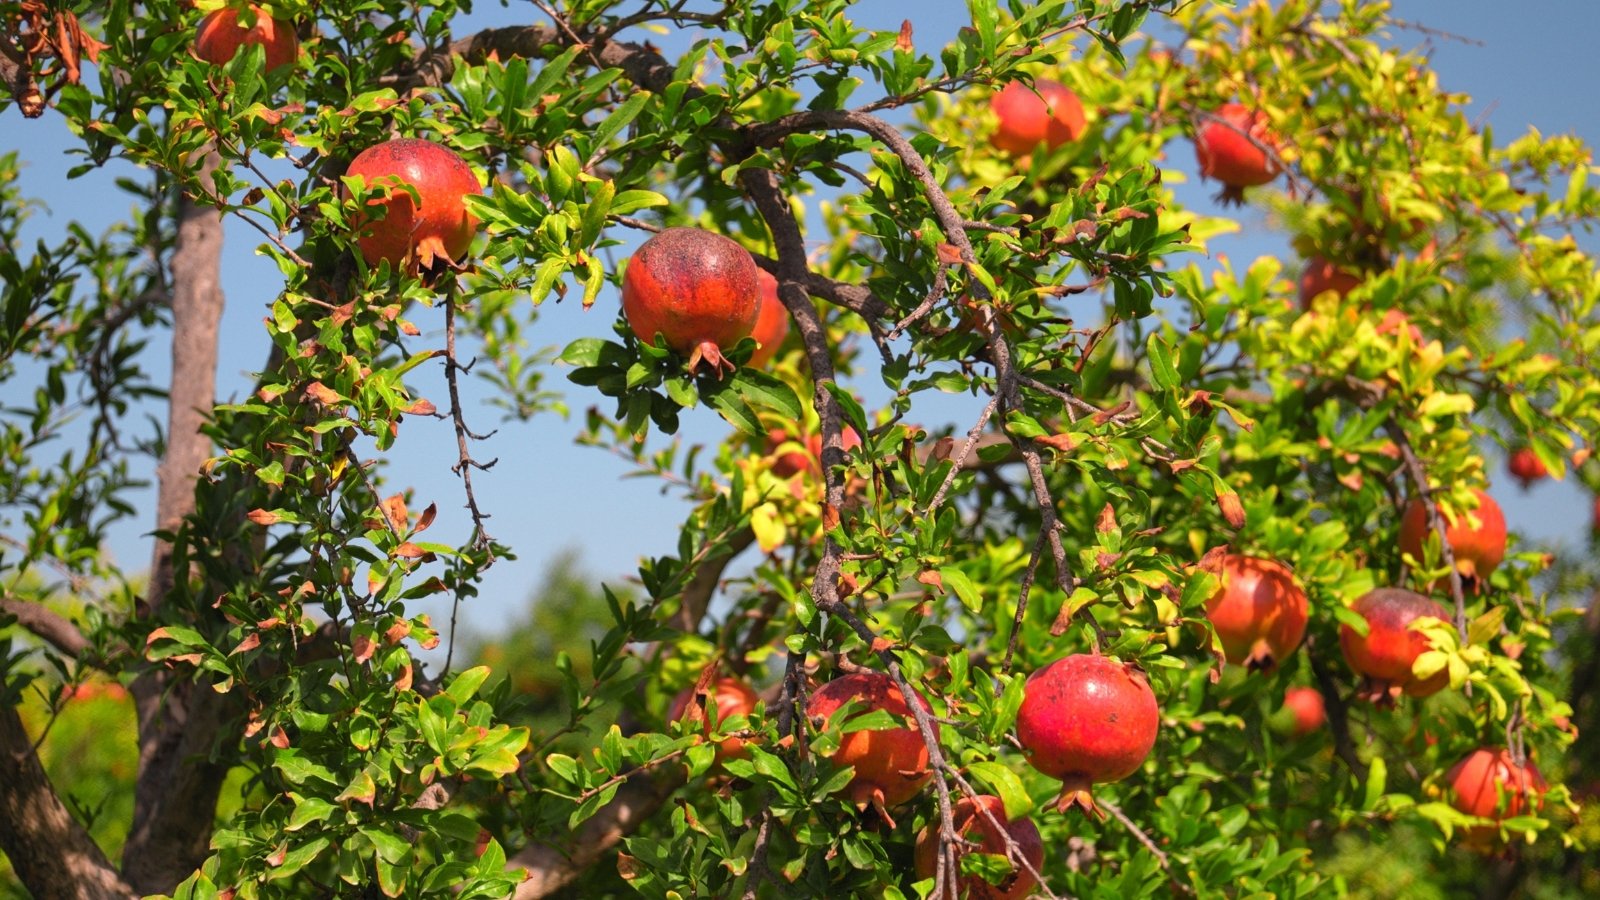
[2,1,1596,655]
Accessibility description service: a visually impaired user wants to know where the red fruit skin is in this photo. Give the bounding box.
[1282,686,1325,737]
[1194,103,1281,203]
[194,5,298,71]
[1204,554,1309,673]
[747,270,791,368]
[1015,654,1159,816]
[1297,257,1362,308]
[1398,488,1507,585]
[667,676,760,761]
[345,138,482,269]
[1506,448,1548,490]
[912,795,1043,900]
[766,426,861,479]
[622,228,760,376]
[1593,496,1600,533]
[1445,747,1547,850]
[989,79,1087,156]
[807,672,937,814]
[1338,587,1450,705]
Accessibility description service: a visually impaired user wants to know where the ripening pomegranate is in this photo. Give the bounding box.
[766,426,861,479]
[912,795,1043,900]
[623,228,760,376]
[667,675,761,762]
[1297,257,1362,308]
[1338,587,1450,705]
[194,4,298,71]
[747,270,791,368]
[345,138,482,270]
[1203,554,1309,673]
[1281,686,1325,737]
[989,79,1087,156]
[807,672,937,822]
[1506,448,1548,490]
[1194,103,1281,205]
[1015,653,1159,816]
[1398,488,1507,587]
[1445,747,1547,849]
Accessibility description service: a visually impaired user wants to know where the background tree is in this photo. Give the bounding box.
[0,1,1596,898]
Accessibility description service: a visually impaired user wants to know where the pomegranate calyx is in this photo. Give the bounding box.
[687,340,737,378]
[1053,776,1104,819]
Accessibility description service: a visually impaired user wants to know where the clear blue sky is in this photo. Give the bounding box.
[2,2,1595,656]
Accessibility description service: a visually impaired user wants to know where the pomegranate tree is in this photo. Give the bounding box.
[667,675,761,761]
[1015,653,1159,815]
[1506,448,1548,490]
[989,79,1087,156]
[194,4,298,71]
[1297,257,1362,308]
[747,270,791,369]
[1203,553,1309,673]
[912,795,1043,900]
[1281,686,1325,737]
[622,227,760,376]
[1338,587,1450,705]
[1194,103,1281,204]
[1398,488,1507,587]
[345,138,482,270]
[807,672,936,823]
[1445,747,1547,849]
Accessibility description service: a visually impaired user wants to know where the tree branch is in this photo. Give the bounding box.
[0,595,91,660]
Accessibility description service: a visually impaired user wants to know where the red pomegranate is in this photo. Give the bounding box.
[747,270,791,368]
[1398,488,1507,587]
[1338,587,1450,705]
[1445,747,1546,849]
[1593,495,1600,533]
[912,795,1043,900]
[667,675,761,761]
[194,4,298,71]
[1297,257,1362,308]
[1506,448,1548,490]
[345,138,482,270]
[1015,653,1159,816]
[1281,686,1325,737]
[1203,554,1309,673]
[623,228,760,376]
[1194,103,1281,205]
[766,426,861,479]
[807,672,937,821]
[989,79,1087,156]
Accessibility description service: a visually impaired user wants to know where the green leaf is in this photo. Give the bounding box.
[589,92,651,156]
[966,760,1033,818]
[446,665,492,704]
[1146,332,1179,391]
[359,826,411,865]
[610,190,669,216]
[938,566,982,613]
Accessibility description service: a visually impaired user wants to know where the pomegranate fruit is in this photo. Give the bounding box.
[1281,686,1325,737]
[345,138,482,271]
[1297,257,1362,308]
[1194,103,1281,205]
[1338,587,1450,705]
[807,672,937,822]
[989,79,1087,156]
[1015,653,1159,816]
[766,426,861,479]
[1398,488,1507,587]
[1203,554,1309,673]
[1445,747,1546,849]
[747,270,791,368]
[622,227,760,376]
[912,795,1043,900]
[1506,448,1548,490]
[194,4,298,72]
[667,675,761,761]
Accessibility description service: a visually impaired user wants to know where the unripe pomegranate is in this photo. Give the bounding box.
[194,4,298,72]
[989,79,1087,156]
[747,270,791,368]
[1015,654,1159,816]
[1338,588,1450,705]
[766,426,861,479]
[912,795,1043,900]
[1203,554,1309,673]
[1281,686,1325,737]
[1297,257,1362,308]
[1445,747,1546,849]
[1398,488,1507,586]
[622,227,760,376]
[667,675,761,761]
[345,138,482,270]
[1506,448,1548,490]
[807,672,937,820]
[1194,103,1281,205]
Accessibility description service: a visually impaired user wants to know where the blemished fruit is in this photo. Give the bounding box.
[1203,554,1309,673]
[667,676,760,761]
[1507,448,1548,490]
[1398,488,1507,587]
[1194,103,1281,205]
[622,227,761,376]
[766,426,862,479]
[989,79,1087,156]
[1338,587,1450,705]
[345,138,482,270]
[747,270,791,368]
[807,672,936,822]
[912,795,1043,900]
[194,4,298,71]
[1015,653,1159,816]
[1297,257,1362,308]
[1281,686,1325,737]
[1445,747,1547,849]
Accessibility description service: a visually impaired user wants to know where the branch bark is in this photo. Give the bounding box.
[0,594,91,660]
